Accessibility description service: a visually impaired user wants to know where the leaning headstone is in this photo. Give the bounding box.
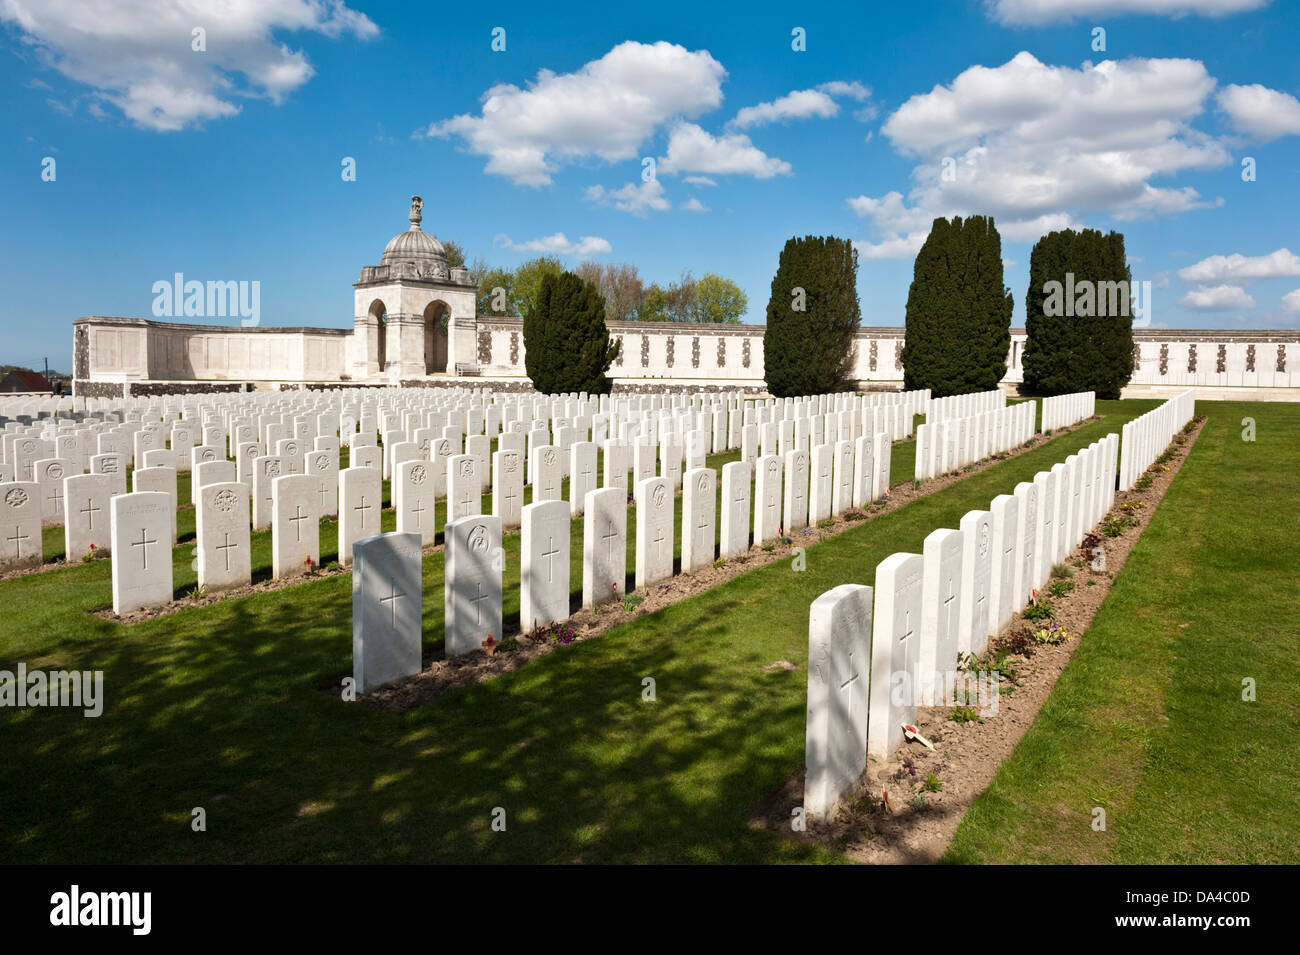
[583,487,626,608]
[63,472,112,559]
[0,482,42,571]
[867,551,924,758]
[520,499,571,633]
[353,531,423,693]
[110,491,173,614]
[271,473,319,579]
[635,476,674,590]
[719,460,751,559]
[444,515,503,657]
[196,481,252,593]
[680,467,716,573]
[803,583,873,823]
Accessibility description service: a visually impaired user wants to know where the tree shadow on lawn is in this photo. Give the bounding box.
[0,575,828,864]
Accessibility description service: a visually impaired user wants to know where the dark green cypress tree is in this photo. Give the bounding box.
[523,271,620,394]
[763,235,861,397]
[901,216,1013,396]
[1022,228,1134,399]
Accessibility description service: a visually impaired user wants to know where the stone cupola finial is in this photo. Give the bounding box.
[409,195,423,231]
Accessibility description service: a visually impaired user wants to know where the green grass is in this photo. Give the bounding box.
[7,400,1248,864]
[944,401,1300,864]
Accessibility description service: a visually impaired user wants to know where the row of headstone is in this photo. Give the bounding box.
[1118,389,1195,490]
[1041,391,1096,431]
[802,431,1124,822]
[913,401,1036,482]
[356,426,905,693]
[923,389,1004,425]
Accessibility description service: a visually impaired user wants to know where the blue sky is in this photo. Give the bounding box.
[3,0,1299,370]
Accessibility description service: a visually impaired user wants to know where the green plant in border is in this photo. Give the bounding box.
[1023,600,1054,622]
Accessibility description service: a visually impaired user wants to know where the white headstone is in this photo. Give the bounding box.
[196,481,251,593]
[782,449,809,533]
[680,467,716,573]
[338,466,382,566]
[272,473,319,579]
[803,583,873,823]
[394,459,437,545]
[569,441,597,517]
[867,552,924,758]
[987,494,1019,639]
[520,499,571,632]
[63,472,112,559]
[444,515,503,657]
[353,531,423,692]
[447,454,481,523]
[635,476,673,590]
[0,482,42,571]
[111,491,173,614]
[583,487,626,608]
[753,454,782,545]
[919,528,963,705]
[719,460,751,559]
[958,509,993,657]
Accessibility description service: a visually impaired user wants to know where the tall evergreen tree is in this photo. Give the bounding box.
[1022,228,1134,399]
[901,216,1013,396]
[763,235,861,397]
[523,271,620,394]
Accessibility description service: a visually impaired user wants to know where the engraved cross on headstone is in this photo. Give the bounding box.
[132,526,157,570]
[379,578,404,628]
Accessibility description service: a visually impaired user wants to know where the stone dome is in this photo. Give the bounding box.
[379,195,449,280]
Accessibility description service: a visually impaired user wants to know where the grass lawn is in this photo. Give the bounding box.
[944,401,1300,864]
[8,398,1266,864]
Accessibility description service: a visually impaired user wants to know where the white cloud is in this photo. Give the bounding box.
[659,122,792,178]
[684,175,717,187]
[729,81,873,129]
[1283,289,1300,312]
[1217,84,1300,141]
[987,0,1269,25]
[1178,248,1300,282]
[1179,284,1257,309]
[0,0,377,131]
[494,233,612,257]
[731,89,838,128]
[847,52,1231,257]
[424,41,725,186]
[585,179,671,216]
[680,197,710,213]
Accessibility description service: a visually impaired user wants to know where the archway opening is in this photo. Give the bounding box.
[369,299,388,372]
[424,300,450,374]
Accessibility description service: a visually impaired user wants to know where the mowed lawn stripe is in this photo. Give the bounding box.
[944,401,1300,864]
